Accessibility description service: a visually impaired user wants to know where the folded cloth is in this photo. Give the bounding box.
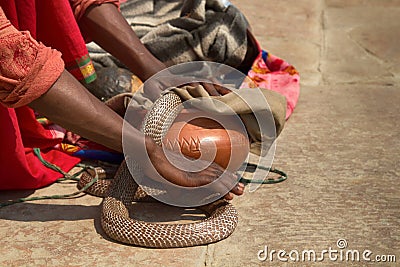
[170,85,286,156]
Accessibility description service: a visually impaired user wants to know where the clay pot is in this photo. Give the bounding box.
[129,108,250,171]
[163,109,250,171]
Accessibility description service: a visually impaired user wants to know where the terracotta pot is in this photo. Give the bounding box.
[163,109,250,171]
[129,108,250,171]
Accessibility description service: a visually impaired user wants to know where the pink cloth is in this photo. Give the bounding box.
[242,34,300,119]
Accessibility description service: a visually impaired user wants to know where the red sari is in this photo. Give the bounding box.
[0,0,117,190]
[0,107,81,190]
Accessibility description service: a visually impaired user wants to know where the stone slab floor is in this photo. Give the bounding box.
[1,0,399,266]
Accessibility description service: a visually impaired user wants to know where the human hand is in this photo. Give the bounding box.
[142,74,232,102]
[143,137,244,201]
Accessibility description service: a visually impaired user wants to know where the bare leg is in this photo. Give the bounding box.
[29,71,243,199]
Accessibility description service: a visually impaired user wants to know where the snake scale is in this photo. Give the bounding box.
[79,92,238,248]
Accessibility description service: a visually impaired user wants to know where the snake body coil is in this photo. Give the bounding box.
[80,93,238,248]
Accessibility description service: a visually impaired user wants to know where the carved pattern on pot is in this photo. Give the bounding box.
[164,137,202,157]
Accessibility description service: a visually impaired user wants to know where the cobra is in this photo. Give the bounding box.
[79,92,243,248]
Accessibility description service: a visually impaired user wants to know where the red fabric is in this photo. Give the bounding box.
[0,0,94,81]
[0,11,65,108]
[0,106,80,190]
[36,0,89,80]
[70,0,120,22]
[0,2,84,190]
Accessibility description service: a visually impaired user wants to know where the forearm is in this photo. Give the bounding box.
[79,3,165,81]
[29,70,145,154]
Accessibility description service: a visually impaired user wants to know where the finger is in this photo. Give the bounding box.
[230,183,244,196]
[238,182,245,190]
[218,171,240,190]
[214,84,232,95]
[224,192,234,200]
[201,82,220,96]
[208,173,241,197]
[194,161,225,178]
[190,167,224,186]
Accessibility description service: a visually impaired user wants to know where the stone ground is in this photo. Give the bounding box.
[1,0,399,266]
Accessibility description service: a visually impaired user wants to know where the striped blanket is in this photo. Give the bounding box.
[88,0,249,68]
